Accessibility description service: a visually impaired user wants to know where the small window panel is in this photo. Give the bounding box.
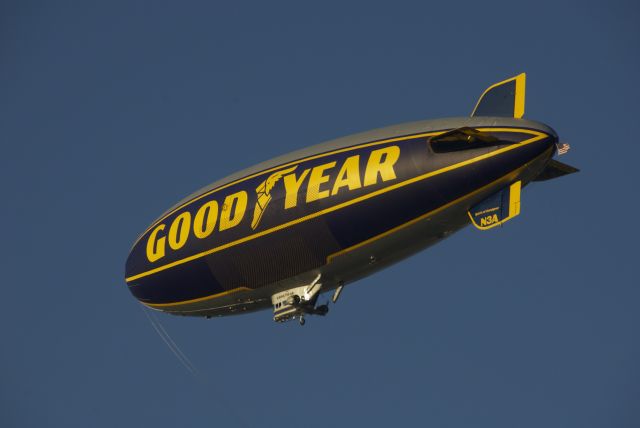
[429,127,513,154]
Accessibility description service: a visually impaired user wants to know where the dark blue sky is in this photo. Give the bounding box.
[2,1,638,427]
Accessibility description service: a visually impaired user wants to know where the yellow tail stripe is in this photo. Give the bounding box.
[514,73,526,119]
[508,181,522,217]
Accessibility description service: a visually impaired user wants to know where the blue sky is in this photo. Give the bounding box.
[1,1,638,427]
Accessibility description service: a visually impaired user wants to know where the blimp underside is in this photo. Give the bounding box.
[125,74,578,324]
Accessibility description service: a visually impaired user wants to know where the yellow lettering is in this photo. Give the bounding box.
[168,212,191,250]
[363,146,400,187]
[480,214,499,227]
[146,224,166,262]
[331,155,361,195]
[219,191,247,231]
[193,200,218,239]
[306,162,336,202]
[283,169,310,209]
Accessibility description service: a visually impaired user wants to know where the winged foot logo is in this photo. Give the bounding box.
[251,166,298,229]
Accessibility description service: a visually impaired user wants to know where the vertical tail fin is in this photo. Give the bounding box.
[468,181,522,230]
[471,73,526,118]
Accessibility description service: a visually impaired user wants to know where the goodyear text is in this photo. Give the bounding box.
[145,145,400,263]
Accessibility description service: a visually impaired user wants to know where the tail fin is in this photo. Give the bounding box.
[471,73,526,118]
[468,181,522,230]
[534,159,580,182]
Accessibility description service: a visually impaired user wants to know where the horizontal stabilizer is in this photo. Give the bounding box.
[469,181,521,230]
[471,73,526,118]
[534,160,580,182]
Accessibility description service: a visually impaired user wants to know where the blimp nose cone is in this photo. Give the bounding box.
[124,244,145,300]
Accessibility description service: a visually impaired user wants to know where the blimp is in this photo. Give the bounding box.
[125,74,578,325]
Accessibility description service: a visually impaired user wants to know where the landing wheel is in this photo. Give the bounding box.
[316,304,329,315]
[299,317,306,326]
